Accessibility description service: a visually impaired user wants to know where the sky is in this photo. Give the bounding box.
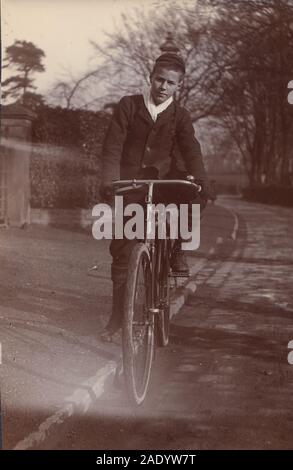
[1,0,170,96]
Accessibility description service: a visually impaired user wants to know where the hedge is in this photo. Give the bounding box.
[30,154,100,209]
[30,105,110,208]
[242,185,293,207]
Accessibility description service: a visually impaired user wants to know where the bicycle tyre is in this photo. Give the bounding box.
[155,239,171,347]
[123,243,154,405]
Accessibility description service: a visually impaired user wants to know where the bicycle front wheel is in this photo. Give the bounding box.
[123,243,154,405]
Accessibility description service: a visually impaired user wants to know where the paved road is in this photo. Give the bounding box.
[0,200,228,449]
[1,197,293,449]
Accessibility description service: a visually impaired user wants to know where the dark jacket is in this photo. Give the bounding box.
[102,94,208,186]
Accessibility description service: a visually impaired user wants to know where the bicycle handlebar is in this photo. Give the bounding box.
[112,178,202,194]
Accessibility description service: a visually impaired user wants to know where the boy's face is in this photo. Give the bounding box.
[150,66,182,105]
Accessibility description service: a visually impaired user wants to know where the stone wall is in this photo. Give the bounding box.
[30,208,94,231]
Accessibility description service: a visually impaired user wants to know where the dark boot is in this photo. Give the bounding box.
[100,265,127,342]
[170,240,190,275]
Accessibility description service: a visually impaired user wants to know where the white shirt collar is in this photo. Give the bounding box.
[142,86,173,122]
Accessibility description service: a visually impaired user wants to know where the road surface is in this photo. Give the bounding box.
[0,197,292,450]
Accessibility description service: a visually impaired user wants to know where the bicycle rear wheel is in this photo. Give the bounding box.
[123,243,154,405]
[155,239,171,347]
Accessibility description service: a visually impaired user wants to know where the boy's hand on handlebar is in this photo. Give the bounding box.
[194,179,209,200]
[186,175,207,197]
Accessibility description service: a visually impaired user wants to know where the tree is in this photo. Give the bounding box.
[22,91,46,111]
[1,40,45,105]
[50,67,107,110]
[204,0,293,186]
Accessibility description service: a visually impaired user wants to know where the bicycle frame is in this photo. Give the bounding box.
[113,178,201,311]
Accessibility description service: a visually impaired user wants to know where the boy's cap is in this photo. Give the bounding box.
[154,53,185,74]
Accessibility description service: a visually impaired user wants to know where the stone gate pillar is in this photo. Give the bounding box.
[0,104,35,227]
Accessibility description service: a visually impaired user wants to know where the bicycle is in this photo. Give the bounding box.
[113,177,201,405]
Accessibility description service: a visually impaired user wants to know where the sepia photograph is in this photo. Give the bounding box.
[1,0,293,458]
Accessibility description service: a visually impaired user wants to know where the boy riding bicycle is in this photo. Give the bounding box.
[100,52,209,341]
